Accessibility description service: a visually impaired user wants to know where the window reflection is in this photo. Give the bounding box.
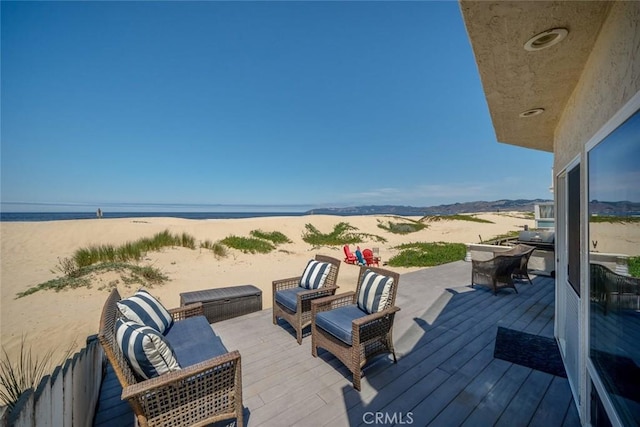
[588,108,640,425]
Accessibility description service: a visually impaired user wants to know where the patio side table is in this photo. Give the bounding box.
[180,284,263,324]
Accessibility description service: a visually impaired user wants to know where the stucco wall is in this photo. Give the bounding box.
[554,1,640,170]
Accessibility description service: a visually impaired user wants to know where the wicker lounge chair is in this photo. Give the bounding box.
[311,266,400,391]
[590,263,640,315]
[494,244,536,285]
[98,289,243,427]
[471,253,523,295]
[272,255,341,344]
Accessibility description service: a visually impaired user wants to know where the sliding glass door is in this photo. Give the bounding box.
[587,107,640,426]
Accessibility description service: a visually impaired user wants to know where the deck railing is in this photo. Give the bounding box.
[0,335,104,427]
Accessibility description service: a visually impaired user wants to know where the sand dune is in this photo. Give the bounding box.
[0,213,532,365]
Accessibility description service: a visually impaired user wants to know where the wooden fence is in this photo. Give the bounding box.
[0,335,104,427]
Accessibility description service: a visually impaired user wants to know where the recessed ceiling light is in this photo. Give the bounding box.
[519,108,545,118]
[524,28,568,51]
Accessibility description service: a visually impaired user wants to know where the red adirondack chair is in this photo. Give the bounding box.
[362,248,380,266]
[343,245,357,264]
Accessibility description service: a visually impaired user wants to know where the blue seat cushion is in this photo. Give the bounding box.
[164,316,228,367]
[275,287,307,312]
[314,304,366,345]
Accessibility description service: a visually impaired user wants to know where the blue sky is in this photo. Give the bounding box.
[1,1,553,213]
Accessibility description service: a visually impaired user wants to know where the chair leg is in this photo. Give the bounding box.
[296,326,303,345]
[353,370,362,391]
[311,334,318,357]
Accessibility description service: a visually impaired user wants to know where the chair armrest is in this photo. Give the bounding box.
[169,302,204,321]
[311,291,356,313]
[352,307,400,342]
[297,285,339,302]
[273,276,302,292]
[472,258,496,274]
[122,350,242,423]
[352,306,400,327]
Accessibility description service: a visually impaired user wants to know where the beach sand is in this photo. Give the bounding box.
[1,213,533,366]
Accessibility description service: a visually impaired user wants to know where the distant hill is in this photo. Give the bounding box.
[588,200,640,215]
[305,199,553,216]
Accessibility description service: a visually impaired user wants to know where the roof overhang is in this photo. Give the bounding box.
[459,1,612,152]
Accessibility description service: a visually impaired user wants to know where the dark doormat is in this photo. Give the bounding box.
[494,327,567,377]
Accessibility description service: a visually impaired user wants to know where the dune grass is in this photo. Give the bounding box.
[302,222,387,247]
[377,216,427,234]
[201,239,228,258]
[19,230,190,298]
[72,230,197,268]
[0,336,74,410]
[387,242,467,267]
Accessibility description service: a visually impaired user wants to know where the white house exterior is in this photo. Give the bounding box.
[460,2,640,425]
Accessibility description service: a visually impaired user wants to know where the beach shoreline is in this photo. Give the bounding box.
[1,212,533,365]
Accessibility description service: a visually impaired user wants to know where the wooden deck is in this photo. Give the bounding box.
[94,260,580,426]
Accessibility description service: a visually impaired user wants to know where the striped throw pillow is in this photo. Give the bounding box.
[115,319,181,380]
[299,260,333,290]
[117,289,173,333]
[357,270,394,314]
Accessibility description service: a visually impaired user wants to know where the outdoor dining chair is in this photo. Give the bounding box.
[471,253,523,295]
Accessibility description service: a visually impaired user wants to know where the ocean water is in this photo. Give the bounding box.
[0,212,308,222]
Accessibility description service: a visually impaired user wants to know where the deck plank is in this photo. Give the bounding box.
[94,260,580,427]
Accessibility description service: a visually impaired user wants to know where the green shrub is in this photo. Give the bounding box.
[421,214,494,224]
[221,236,275,254]
[629,256,640,278]
[589,215,640,224]
[302,222,386,247]
[250,230,292,244]
[377,218,426,234]
[123,265,168,286]
[480,230,520,244]
[387,242,467,267]
[17,262,168,298]
[51,257,81,278]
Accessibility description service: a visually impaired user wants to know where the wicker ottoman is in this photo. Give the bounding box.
[180,285,263,324]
